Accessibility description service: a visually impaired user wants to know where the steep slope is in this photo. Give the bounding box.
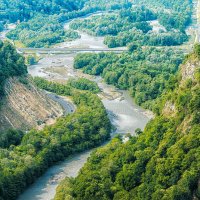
[55,46,200,200]
[0,77,64,131]
[0,41,64,131]
[0,83,111,200]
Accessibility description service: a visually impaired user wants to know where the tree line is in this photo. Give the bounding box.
[6,15,80,48]
[73,47,183,109]
[2,0,132,47]
[69,4,190,48]
[54,44,200,200]
[0,41,27,96]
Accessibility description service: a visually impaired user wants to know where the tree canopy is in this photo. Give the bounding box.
[73,47,183,109]
[0,41,27,95]
[55,45,200,200]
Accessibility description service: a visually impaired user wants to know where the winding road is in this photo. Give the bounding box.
[46,92,75,115]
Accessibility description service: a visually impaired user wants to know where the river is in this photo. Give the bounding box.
[17,13,152,200]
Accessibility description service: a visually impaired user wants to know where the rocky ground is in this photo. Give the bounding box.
[0,77,64,131]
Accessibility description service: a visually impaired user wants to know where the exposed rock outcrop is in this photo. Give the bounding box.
[0,77,64,131]
[162,100,176,117]
[181,55,200,81]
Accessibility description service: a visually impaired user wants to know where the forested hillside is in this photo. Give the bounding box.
[0,41,65,131]
[0,1,199,200]
[55,45,200,200]
[0,41,27,96]
[0,78,111,200]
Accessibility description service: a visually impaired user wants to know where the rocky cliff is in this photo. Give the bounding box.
[0,77,64,131]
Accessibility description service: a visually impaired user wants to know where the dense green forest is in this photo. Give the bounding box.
[55,45,200,200]
[33,77,100,94]
[0,1,198,200]
[0,41,111,199]
[1,0,86,47]
[0,129,24,148]
[6,15,80,48]
[68,78,100,93]
[0,82,111,200]
[0,41,27,95]
[0,0,87,23]
[3,0,131,47]
[134,0,192,31]
[70,4,189,47]
[74,47,183,109]
[0,0,130,23]
[3,0,192,47]
[70,7,156,36]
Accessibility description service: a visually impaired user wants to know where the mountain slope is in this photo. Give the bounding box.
[0,77,63,131]
[0,41,64,131]
[55,46,200,200]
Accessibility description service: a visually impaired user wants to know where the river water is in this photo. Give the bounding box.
[17,13,152,200]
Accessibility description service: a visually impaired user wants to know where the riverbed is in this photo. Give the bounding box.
[18,13,151,200]
[18,53,150,200]
[28,53,151,134]
[20,57,151,200]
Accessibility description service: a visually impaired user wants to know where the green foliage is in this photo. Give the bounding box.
[0,0,86,23]
[55,178,74,200]
[56,58,200,200]
[34,77,72,96]
[134,0,192,32]
[7,15,80,47]
[194,44,200,58]
[68,78,100,93]
[33,77,100,95]
[0,41,27,96]
[26,54,38,65]
[128,43,139,52]
[2,0,132,47]
[104,30,188,48]
[70,4,189,48]
[2,0,192,48]
[74,47,183,109]
[0,0,131,24]
[0,80,111,200]
[0,42,110,199]
[70,6,155,36]
[0,129,24,148]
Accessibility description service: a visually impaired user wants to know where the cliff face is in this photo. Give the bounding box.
[0,77,64,131]
[181,58,199,81]
[162,52,200,117]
